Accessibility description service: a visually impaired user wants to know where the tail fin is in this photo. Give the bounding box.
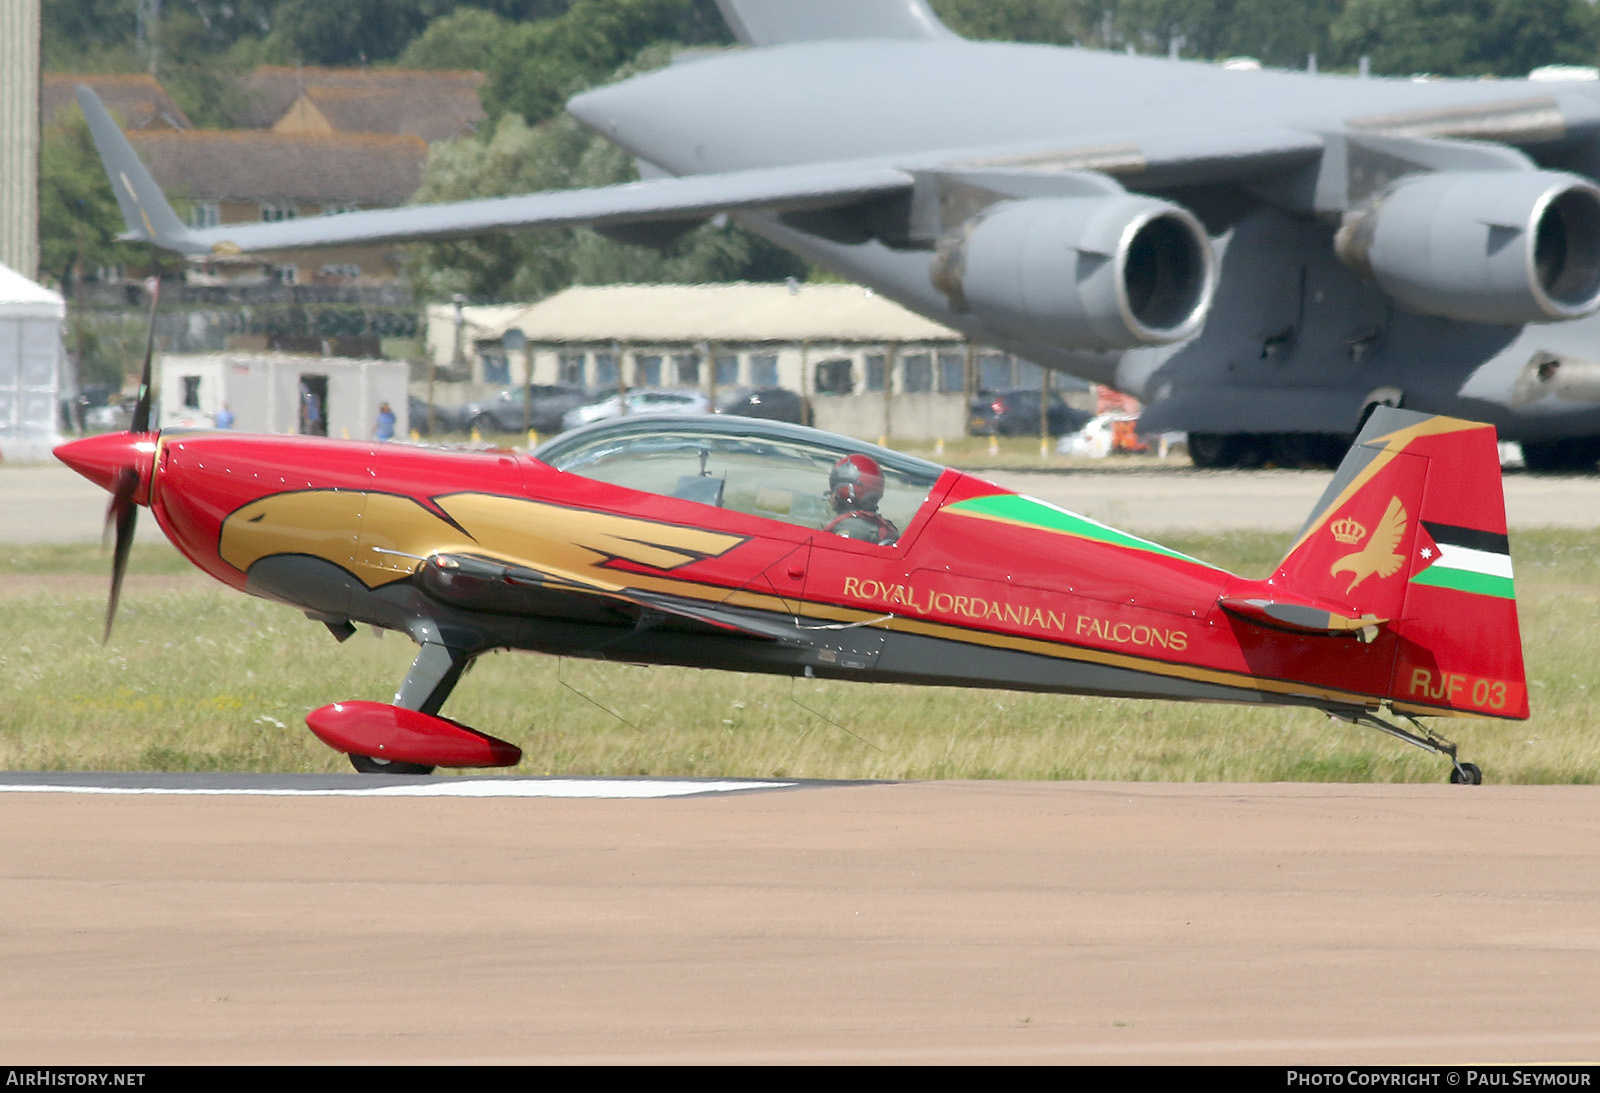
[715,0,956,46]
[1269,407,1527,719]
[75,86,201,253]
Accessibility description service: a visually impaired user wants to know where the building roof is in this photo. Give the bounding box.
[0,263,65,319]
[232,67,486,136]
[439,283,962,346]
[42,73,191,130]
[272,84,485,143]
[126,130,428,206]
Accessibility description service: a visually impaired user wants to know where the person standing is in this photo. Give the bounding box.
[375,401,396,442]
[214,403,235,429]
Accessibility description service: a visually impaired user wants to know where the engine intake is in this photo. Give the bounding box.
[1334,170,1600,325]
[932,195,1216,349]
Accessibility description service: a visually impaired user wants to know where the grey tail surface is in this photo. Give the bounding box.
[74,86,201,253]
[714,0,957,46]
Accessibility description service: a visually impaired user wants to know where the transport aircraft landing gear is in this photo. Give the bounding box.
[1331,708,1484,785]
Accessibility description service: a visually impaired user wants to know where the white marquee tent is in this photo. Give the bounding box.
[0,264,63,461]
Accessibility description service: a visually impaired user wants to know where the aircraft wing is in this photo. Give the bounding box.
[79,83,1334,259]
[425,552,808,643]
[77,85,912,256]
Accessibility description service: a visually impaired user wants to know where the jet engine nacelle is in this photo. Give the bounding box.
[1334,170,1600,325]
[935,195,1217,349]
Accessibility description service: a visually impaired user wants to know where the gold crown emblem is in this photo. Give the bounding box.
[1330,516,1367,545]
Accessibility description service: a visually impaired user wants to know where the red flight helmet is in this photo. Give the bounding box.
[829,453,885,511]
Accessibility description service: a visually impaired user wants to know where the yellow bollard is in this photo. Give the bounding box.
[528,429,539,449]
[410,429,420,442]
[988,434,999,456]
[934,436,945,457]
[341,428,349,439]
[1040,437,1049,459]
[470,425,481,443]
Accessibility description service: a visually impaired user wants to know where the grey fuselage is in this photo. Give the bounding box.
[571,40,1600,441]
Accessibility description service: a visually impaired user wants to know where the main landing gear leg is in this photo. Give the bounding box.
[346,642,475,776]
[1331,708,1483,785]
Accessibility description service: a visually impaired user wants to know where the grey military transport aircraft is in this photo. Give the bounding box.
[77,0,1600,469]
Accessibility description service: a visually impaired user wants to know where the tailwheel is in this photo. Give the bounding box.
[1331,707,1483,785]
[348,753,435,776]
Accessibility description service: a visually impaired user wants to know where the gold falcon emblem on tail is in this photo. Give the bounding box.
[1330,495,1407,593]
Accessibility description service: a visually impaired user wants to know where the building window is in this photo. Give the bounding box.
[902,352,933,393]
[814,358,852,396]
[480,352,510,385]
[559,352,585,385]
[714,353,739,387]
[939,352,966,393]
[322,203,357,216]
[189,203,220,229]
[865,353,886,392]
[750,353,778,387]
[1016,359,1044,388]
[319,263,361,280]
[181,376,202,410]
[261,203,299,222]
[979,352,1012,390]
[276,264,299,285]
[635,354,662,387]
[595,352,618,387]
[673,352,701,386]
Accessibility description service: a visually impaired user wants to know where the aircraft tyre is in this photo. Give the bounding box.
[1520,437,1600,473]
[1186,433,1235,468]
[1450,762,1483,785]
[1269,433,1348,470]
[348,753,436,776]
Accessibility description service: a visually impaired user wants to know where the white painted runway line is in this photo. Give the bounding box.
[0,777,798,799]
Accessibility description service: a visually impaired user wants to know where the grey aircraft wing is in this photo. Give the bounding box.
[78,82,1323,258]
[77,85,915,255]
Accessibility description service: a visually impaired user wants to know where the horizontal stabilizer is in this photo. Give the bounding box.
[1218,596,1386,643]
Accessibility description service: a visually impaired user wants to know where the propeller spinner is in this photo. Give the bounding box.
[55,279,161,641]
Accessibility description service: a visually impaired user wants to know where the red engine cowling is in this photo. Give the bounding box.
[306,701,522,768]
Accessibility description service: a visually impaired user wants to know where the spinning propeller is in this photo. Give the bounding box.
[56,279,162,642]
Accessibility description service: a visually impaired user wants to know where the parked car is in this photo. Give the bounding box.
[460,384,594,435]
[407,396,472,436]
[713,386,809,425]
[562,388,711,431]
[968,388,1090,437]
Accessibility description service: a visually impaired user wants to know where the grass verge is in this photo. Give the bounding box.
[0,531,1594,782]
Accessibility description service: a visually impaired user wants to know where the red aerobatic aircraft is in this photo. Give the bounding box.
[56,330,1524,783]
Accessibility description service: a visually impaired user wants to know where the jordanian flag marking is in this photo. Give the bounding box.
[1410,521,1514,599]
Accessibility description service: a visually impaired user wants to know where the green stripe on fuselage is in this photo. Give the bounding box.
[947,494,1219,569]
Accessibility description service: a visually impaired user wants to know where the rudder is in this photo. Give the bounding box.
[1270,407,1527,719]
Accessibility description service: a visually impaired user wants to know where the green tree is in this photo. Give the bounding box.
[400,8,520,69]
[481,0,729,124]
[929,0,1100,46]
[1331,0,1600,77]
[37,114,129,290]
[406,44,803,301]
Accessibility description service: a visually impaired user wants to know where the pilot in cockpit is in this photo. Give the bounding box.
[824,454,899,545]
